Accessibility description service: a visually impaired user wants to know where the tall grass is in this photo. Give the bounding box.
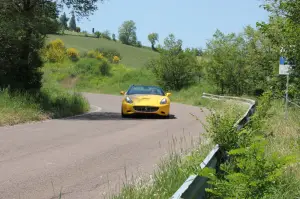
[0,89,46,126]
[262,100,300,198]
[110,141,213,199]
[0,80,89,126]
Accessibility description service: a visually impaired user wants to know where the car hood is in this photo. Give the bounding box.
[126,94,168,105]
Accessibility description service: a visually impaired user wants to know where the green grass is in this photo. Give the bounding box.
[47,34,159,68]
[0,80,90,126]
[262,100,300,198]
[42,58,157,93]
[110,141,214,199]
[0,90,46,126]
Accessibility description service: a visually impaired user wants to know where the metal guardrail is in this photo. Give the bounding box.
[170,93,257,199]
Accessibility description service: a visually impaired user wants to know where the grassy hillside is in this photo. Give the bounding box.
[46,34,159,68]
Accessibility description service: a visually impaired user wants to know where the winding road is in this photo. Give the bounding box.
[0,93,208,199]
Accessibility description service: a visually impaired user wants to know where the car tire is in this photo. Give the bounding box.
[163,114,170,119]
[121,109,127,118]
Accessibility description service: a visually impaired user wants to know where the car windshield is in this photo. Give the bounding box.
[126,85,165,96]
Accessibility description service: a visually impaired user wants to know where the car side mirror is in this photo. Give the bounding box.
[120,91,125,95]
[166,92,171,97]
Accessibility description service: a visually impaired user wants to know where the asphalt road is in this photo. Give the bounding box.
[0,93,208,199]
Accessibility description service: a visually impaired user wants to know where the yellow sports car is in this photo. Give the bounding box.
[120,85,171,118]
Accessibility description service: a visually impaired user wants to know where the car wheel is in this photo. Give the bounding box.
[163,114,170,119]
[121,109,127,118]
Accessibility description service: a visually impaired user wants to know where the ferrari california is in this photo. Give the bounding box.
[120,85,171,118]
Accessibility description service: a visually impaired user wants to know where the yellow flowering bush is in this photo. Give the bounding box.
[87,50,98,58]
[113,55,120,63]
[66,48,80,61]
[96,53,104,60]
[43,39,66,62]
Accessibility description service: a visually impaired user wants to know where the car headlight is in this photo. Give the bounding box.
[160,98,167,104]
[125,96,133,103]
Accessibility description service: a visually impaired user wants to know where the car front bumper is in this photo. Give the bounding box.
[122,103,170,116]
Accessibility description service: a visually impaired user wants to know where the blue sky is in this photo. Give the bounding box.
[63,0,269,49]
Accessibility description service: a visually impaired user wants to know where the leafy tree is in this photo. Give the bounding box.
[185,47,203,56]
[202,28,278,96]
[148,34,200,90]
[102,30,111,40]
[118,20,137,45]
[160,33,183,55]
[135,41,142,48]
[112,33,116,41]
[59,12,69,33]
[148,33,159,50]
[75,27,81,32]
[0,0,104,91]
[94,31,101,38]
[69,11,76,31]
[258,0,300,100]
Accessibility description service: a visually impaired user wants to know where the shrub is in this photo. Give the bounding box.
[66,48,80,62]
[74,58,100,75]
[135,41,142,48]
[43,39,66,63]
[101,30,111,40]
[112,56,120,63]
[204,106,241,151]
[148,51,200,91]
[87,50,98,58]
[94,31,101,38]
[99,59,111,76]
[80,51,88,58]
[39,82,90,118]
[75,27,81,33]
[95,48,121,62]
[82,31,88,37]
[96,53,104,60]
[203,136,295,199]
[112,33,116,41]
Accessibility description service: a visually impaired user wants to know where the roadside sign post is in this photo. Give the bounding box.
[285,73,289,120]
[279,56,291,120]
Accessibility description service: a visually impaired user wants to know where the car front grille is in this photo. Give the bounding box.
[133,106,159,112]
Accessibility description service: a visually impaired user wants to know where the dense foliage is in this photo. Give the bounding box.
[0,0,103,92]
[201,27,279,96]
[118,20,138,46]
[147,34,201,90]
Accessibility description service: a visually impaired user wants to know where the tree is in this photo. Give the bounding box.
[94,31,101,38]
[202,27,278,96]
[112,33,116,41]
[59,12,69,33]
[148,33,159,50]
[160,33,183,55]
[102,30,111,40]
[147,34,200,90]
[0,0,104,91]
[185,47,203,56]
[258,0,300,100]
[76,27,81,32]
[118,20,137,45]
[69,11,76,31]
[136,41,142,48]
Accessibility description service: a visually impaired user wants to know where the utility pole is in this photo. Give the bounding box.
[285,74,289,120]
[279,55,291,120]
